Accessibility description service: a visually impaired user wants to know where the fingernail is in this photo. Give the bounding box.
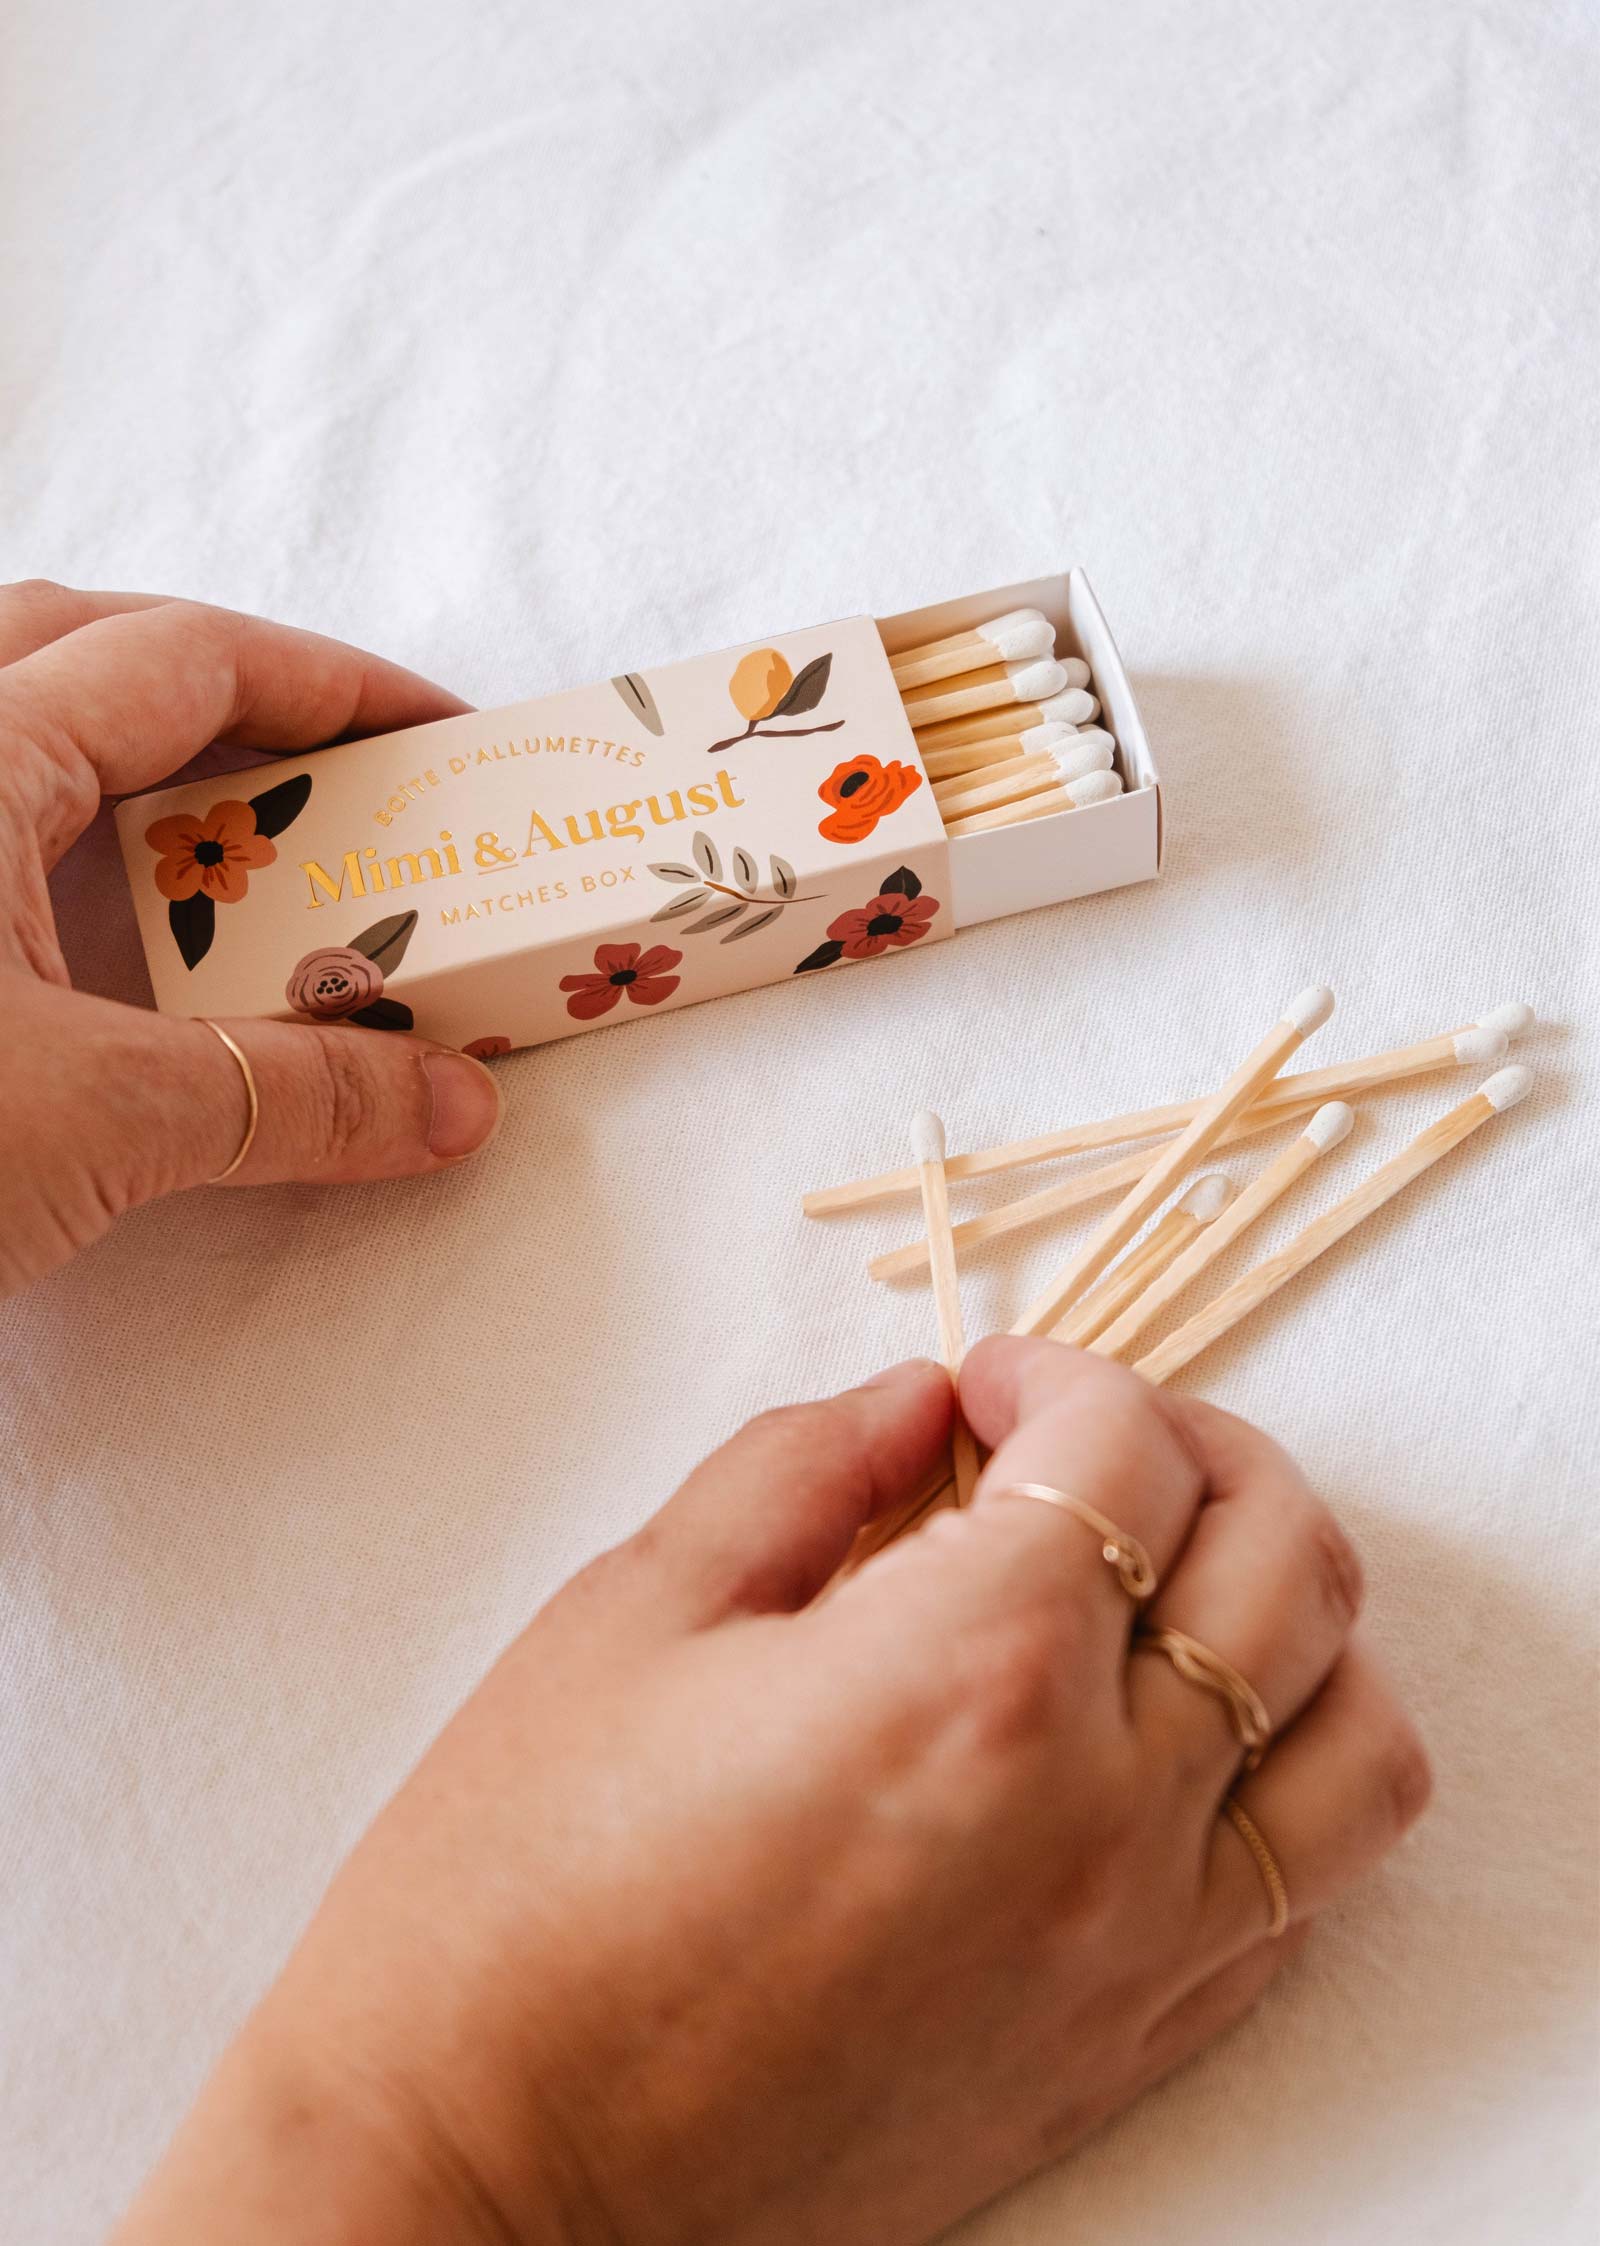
[424,1053,502,1159]
[864,1357,945,1389]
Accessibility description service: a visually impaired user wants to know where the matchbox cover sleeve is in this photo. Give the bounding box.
[115,617,953,1053]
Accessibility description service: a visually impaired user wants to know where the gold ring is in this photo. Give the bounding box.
[1136,1625,1271,1767]
[200,1020,259,1183]
[989,1482,1157,1601]
[1223,1797,1290,1937]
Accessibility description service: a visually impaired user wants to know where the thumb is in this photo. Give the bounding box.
[624,1360,955,1631]
[0,979,502,1290]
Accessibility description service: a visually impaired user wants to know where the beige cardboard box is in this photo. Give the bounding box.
[115,570,1159,1053]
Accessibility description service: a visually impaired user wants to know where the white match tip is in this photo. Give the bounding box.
[1036,687,1097,726]
[911,1109,947,1164]
[1065,769,1123,807]
[1059,656,1091,689]
[1285,985,1335,1036]
[1452,1023,1508,1066]
[1179,1171,1235,1221]
[1477,1001,1535,1042]
[985,613,1056,661]
[1018,720,1074,753]
[1304,1101,1354,1151]
[1481,1064,1532,1112]
[1006,656,1069,700]
[1072,725,1117,755]
[1052,737,1116,783]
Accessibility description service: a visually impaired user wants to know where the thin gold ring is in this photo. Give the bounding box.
[200,1020,259,1183]
[1137,1625,1271,1767]
[989,1482,1157,1601]
[1223,1797,1290,1937]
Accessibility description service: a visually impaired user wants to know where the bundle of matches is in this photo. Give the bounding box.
[809,993,1538,1547]
[892,608,1124,838]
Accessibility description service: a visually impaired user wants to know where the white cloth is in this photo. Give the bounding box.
[2,1,1596,2237]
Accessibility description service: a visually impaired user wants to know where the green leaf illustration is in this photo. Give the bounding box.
[878,864,922,901]
[611,673,665,736]
[168,893,214,970]
[650,887,710,920]
[794,937,845,974]
[722,905,783,944]
[681,899,746,934]
[349,996,414,1032]
[771,652,832,718]
[248,771,313,839]
[350,910,419,976]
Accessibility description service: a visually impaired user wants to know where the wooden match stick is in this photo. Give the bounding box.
[933,736,1115,815]
[868,1103,1317,1284]
[943,772,1122,836]
[922,725,1070,782]
[1009,987,1336,1338]
[1133,1070,1532,1386]
[1091,1102,1353,1361]
[912,685,1096,752]
[803,1005,1532,1218]
[901,657,1072,730]
[1051,1175,1235,1346]
[911,1111,980,1506]
[890,609,1057,691]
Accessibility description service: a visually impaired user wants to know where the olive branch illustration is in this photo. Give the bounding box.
[708,648,844,754]
[648,832,823,943]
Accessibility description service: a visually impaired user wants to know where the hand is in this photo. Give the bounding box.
[0,579,504,1297]
[114,1340,1431,2246]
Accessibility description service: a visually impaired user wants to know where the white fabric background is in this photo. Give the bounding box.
[2,1,1597,2238]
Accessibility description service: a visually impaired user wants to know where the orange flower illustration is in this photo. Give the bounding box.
[462,1034,512,1061]
[559,943,683,1022]
[817,756,923,845]
[728,647,793,722]
[145,799,276,904]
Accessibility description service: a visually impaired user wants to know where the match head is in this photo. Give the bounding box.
[1477,1001,1535,1042]
[1071,725,1117,757]
[1050,736,1116,784]
[982,610,1056,661]
[1285,985,1335,1037]
[1304,1100,1355,1150]
[1059,656,1092,690]
[1064,769,1123,807]
[1481,1064,1533,1112]
[1005,656,1070,701]
[1036,686,1098,726]
[1452,1023,1508,1066]
[1017,719,1075,754]
[1179,1171,1235,1221]
[910,1109,947,1165]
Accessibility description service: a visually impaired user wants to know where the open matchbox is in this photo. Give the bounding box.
[116,573,1163,1054]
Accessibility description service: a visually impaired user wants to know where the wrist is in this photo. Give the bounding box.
[111,1996,595,2246]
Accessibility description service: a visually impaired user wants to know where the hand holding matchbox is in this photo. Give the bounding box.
[114,575,1159,1053]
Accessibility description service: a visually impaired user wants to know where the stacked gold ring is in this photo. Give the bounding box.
[1135,1625,1271,1767]
[1223,1798,1290,1937]
[990,1482,1157,1601]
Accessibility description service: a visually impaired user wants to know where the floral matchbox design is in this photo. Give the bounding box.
[116,573,1160,1055]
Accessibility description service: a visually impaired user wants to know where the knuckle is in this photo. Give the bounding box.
[948,1598,1073,1759]
[1302,1507,1364,1631]
[2,575,69,612]
[304,1029,383,1162]
[1374,1715,1434,1833]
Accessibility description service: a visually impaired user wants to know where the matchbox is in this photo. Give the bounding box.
[114,571,1160,1055]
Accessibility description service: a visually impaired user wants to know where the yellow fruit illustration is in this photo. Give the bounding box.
[728,647,793,722]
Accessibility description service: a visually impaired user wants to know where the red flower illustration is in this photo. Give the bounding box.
[825,891,938,958]
[817,755,923,844]
[559,943,683,1022]
[145,799,276,904]
[462,1034,512,1061]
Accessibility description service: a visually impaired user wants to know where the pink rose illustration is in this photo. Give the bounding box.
[285,946,385,1020]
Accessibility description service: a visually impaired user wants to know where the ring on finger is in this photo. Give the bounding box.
[1136,1625,1271,1766]
[1222,1796,1290,1937]
[989,1482,1157,1601]
[201,1021,260,1183]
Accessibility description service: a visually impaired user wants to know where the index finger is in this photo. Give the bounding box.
[0,596,471,854]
